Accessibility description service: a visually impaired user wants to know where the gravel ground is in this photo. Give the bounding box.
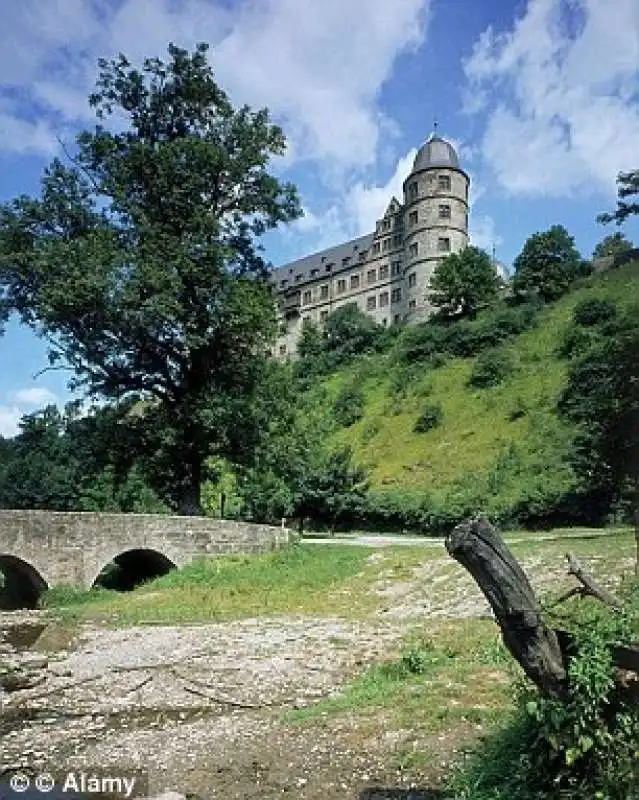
[0,544,633,799]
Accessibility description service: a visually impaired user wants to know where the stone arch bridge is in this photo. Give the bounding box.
[0,510,290,609]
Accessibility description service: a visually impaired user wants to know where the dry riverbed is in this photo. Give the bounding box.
[0,532,634,799]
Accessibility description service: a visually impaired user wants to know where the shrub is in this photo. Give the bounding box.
[557,326,598,360]
[573,298,617,327]
[413,403,443,433]
[469,348,515,388]
[333,383,365,427]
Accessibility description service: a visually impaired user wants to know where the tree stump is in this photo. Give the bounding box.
[446,516,569,699]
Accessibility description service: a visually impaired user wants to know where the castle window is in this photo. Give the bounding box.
[393,234,402,247]
[379,291,389,307]
[391,260,402,276]
[383,219,391,231]
[373,242,381,255]
[279,344,287,355]
[409,299,416,309]
[337,279,346,293]
[303,290,312,304]
[359,251,366,261]
[366,296,376,310]
[350,274,360,290]
[382,318,388,326]
[320,309,329,322]
[383,238,391,251]
[325,263,333,272]
[409,182,418,200]
[342,256,351,267]
[439,204,451,219]
[409,210,418,226]
[321,255,326,262]
[310,268,319,277]
[438,174,451,191]
[408,272,417,288]
[320,284,329,300]
[409,242,418,257]
[367,269,376,284]
[438,237,451,252]
[280,279,288,288]
[379,264,389,280]
[295,274,303,282]
[391,288,402,303]
[394,314,401,325]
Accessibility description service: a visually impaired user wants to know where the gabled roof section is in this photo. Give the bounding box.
[384,196,402,216]
[270,232,375,290]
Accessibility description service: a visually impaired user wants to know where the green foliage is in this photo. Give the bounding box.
[557,325,598,360]
[450,596,639,799]
[396,301,540,366]
[333,382,365,427]
[598,169,639,226]
[0,43,301,514]
[413,402,443,433]
[513,225,588,302]
[469,348,515,388]
[592,232,634,259]
[573,297,617,327]
[429,245,503,318]
[558,309,639,519]
[0,403,168,513]
[323,303,382,357]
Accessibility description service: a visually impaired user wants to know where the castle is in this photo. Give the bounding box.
[271,133,469,357]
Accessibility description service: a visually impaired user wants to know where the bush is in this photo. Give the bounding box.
[573,298,617,327]
[413,403,443,433]
[469,348,515,388]
[333,383,365,427]
[557,326,598,359]
[449,596,639,799]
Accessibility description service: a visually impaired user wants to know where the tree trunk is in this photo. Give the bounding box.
[177,458,203,516]
[446,516,569,699]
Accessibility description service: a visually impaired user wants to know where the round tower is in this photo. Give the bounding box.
[402,134,469,321]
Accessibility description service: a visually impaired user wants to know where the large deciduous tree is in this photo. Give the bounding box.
[428,246,502,319]
[512,225,587,302]
[0,43,301,515]
[597,170,639,225]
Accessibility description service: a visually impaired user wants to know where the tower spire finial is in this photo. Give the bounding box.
[433,118,438,134]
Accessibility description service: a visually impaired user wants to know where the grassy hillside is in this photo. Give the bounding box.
[304,261,639,527]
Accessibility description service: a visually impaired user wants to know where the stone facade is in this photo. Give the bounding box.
[272,134,470,357]
[0,510,290,603]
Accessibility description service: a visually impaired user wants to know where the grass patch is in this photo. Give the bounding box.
[41,543,435,625]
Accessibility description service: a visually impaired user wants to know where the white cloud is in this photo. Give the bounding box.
[464,0,639,197]
[0,407,23,439]
[11,387,58,407]
[469,214,503,253]
[287,148,417,252]
[0,0,430,170]
[0,388,59,438]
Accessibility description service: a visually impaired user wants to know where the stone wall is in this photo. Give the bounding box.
[0,510,290,591]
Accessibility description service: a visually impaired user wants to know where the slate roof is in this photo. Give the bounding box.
[412,135,460,172]
[270,232,375,291]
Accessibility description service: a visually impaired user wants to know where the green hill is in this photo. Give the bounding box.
[300,261,639,530]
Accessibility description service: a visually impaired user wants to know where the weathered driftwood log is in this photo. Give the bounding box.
[446,516,569,699]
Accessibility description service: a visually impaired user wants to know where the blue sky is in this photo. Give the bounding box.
[0,0,638,436]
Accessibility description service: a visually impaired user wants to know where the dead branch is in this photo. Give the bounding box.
[565,552,623,608]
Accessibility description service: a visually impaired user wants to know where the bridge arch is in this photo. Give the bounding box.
[0,554,48,609]
[91,548,177,591]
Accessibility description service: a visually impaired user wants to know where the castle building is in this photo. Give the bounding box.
[271,133,469,357]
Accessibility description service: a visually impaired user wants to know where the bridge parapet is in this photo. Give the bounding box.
[0,510,290,602]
